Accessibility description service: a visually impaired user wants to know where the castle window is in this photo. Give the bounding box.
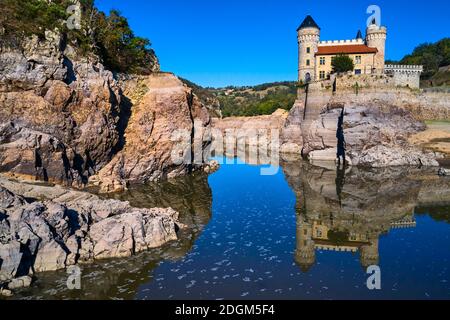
[320,57,326,65]
[306,59,310,66]
[355,55,362,64]
[355,69,362,75]
[319,71,326,79]
[306,47,311,54]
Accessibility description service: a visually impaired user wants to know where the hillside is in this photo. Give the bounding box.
[387,38,450,87]
[182,81,298,118]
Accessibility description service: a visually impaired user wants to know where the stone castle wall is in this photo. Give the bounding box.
[385,65,423,89]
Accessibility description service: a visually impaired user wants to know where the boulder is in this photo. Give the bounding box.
[94,74,212,192]
[0,181,181,283]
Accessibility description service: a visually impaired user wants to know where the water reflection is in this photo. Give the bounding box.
[9,159,450,300]
[12,173,213,300]
[282,160,450,274]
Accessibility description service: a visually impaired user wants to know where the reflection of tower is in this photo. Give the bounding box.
[295,214,316,272]
[360,238,379,268]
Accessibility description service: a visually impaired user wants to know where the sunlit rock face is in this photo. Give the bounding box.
[281,88,441,167]
[281,160,436,271]
[92,73,212,193]
[0,33,212,192]
[0,31,122,187]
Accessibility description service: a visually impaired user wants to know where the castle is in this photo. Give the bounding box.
[297,15,423,88]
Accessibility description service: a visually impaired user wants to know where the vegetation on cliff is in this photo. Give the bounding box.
[0,0,158,75]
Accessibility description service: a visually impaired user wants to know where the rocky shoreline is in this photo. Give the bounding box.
[0,174,183,296]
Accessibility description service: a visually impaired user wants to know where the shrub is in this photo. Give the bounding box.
[332,54,355,74]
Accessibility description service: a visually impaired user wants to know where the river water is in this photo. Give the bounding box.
[11,157,450,300]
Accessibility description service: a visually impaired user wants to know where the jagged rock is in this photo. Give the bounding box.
[282,92,440,167]
[438,168,450,176]
[0,182,181,282]
[1,33,212,192]
[7,275,32,290]
[0,242,22,281]
[0,288,13,297]
[0,32,122,187]
[93,73,212,192]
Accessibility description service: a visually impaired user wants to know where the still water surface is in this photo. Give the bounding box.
[13,158,450,300]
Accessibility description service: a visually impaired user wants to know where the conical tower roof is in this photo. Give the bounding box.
[356,30,363,39]
[297,15,320,31]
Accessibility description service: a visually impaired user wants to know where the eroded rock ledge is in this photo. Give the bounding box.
[0,176,181,293]
[0,31,213,193]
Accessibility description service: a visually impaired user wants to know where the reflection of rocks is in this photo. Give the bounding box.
[282,160,447,272]
[5,173,212,299]
[0,176,183,293]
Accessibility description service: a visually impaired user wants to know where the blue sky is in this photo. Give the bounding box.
[96,0,449,88]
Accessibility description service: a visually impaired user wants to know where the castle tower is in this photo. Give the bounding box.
[295,214,316,272]
[365,19,387,74]
[297,15,320,83]
[360,238,380,268]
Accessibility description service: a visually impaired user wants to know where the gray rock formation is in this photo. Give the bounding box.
[0,178,181,290]
[281,87,441,167]
[0,31,213,192]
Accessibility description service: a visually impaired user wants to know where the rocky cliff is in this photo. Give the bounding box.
[91,74,212,193]
[280,85,446,167]
[0,31,213,192]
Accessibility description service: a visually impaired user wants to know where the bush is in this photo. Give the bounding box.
[331,54,355,74]
[0,0,158,75]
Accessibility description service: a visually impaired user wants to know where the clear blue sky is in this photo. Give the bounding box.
[96,0,449,88]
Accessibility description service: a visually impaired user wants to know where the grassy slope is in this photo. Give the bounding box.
[212,82,298,118]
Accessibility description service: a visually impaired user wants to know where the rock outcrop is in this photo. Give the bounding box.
[91,73,212,193]
[0,31,122,187]
[306,104,439,167]
[281,86,442,167]
[0,32,213,192]
[211,109,289,156]
[0,176,181,290]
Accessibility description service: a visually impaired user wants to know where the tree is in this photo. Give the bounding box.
[400,38,450,78]
[331,54,355,74]
[0,1,158,75]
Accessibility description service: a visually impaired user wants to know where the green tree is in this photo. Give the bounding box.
[400,38,450,79]
[331,54,355,74]
[0,0,158,75]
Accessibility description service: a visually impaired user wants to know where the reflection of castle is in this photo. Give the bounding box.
[282,161,421,272]
[295,212,416,272]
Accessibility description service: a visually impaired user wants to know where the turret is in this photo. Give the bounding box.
[360,238,380,268]
[297,15,320,83]
[295,214,316,272]
[366,19,387,74]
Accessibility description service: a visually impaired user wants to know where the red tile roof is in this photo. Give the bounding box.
[316,45,378,56]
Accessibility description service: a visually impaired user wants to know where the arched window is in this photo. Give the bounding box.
[305,73,311,83]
